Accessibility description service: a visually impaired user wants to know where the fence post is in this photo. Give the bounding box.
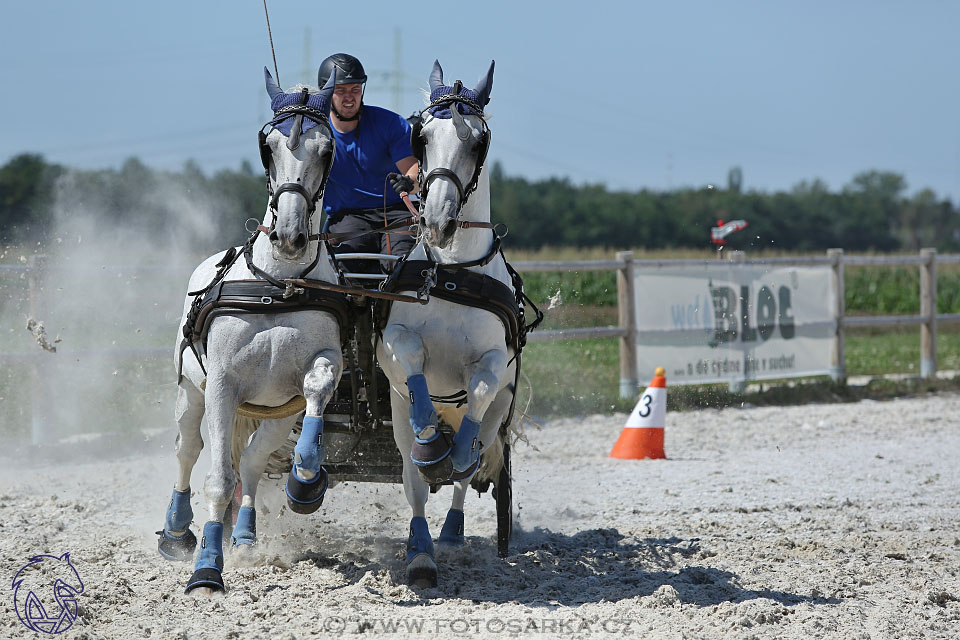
[827,248,846,383]
[920,248,937,378]
[616,251,638,398]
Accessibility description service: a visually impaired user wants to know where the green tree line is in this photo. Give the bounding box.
[2,154,958,254]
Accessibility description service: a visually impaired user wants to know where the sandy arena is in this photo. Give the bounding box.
[1,393,959,639]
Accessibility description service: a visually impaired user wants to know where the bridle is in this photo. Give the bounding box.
[256,88,335,239]
[411,81,491,224]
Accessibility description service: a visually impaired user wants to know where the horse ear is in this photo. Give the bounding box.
[429,59,444,93]
[318,67,337,103]
[264,67,283,100]
[474,60,494,106]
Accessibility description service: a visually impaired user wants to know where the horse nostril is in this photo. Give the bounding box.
[269,231,279,244]
[293,234,307,251]
[441,219,456,239]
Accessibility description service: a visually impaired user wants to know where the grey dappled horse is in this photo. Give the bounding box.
[377,60,517,587]
[157,69,344,594]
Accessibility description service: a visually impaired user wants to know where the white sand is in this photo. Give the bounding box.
[2,394,959,639]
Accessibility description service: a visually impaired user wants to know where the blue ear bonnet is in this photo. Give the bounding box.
[269,91,331,136]
[427,85,485,119]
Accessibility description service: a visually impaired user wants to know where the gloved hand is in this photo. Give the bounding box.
[388,172,415,196]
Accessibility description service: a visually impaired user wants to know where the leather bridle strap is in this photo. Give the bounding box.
[270,181,318,214]
[420,167,465,209]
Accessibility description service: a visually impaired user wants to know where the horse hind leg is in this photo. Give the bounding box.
[232,415,300,552]
[157,383,204,562]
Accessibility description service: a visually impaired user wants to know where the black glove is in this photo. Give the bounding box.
[388,172,415,196]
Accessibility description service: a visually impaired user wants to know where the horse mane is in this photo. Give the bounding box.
[284,83,319,94]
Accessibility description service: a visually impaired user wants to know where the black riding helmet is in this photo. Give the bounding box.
[318,53,367,87]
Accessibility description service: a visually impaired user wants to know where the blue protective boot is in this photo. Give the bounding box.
[451,416,482,474]
[407,375,453,482]
[406,516,437,587]
[231,506,256,547]
[157,487,197,561]
[438,508,465,548]
[285,416,328,514]
[184,521,225,593]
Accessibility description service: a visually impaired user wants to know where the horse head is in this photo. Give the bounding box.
[415,60,494,249]
[260,68,337,260]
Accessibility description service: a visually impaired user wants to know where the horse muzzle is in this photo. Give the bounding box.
[269,229,309,260]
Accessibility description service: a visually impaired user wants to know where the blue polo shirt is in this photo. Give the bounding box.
[323,104,413,215]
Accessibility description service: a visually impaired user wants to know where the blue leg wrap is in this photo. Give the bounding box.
[406,516,435,564]
[293,415,326,475]
[164,487,193,532]
[407,374,438,440]
[439,508,465,546]
[195,521,224,572]
[231,506,256,546]
[451,416,482,472]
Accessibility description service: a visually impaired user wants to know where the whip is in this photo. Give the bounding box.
[263,0,280,84]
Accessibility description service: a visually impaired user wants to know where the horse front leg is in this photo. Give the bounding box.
[382,324,450,483]
[231,414,300,551]
[158,383,204,561]
[440,383,513,549]
[185,372,240,595]
[285,348,342,514]
[390,385,437,588]
[451,348,509,475]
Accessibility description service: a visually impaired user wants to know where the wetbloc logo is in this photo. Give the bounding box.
[12,553,84,635]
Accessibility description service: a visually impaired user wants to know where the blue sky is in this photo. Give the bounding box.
[1,1,958,200]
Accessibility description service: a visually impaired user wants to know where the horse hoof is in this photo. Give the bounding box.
[411,436,451,468]
[407,556,438,588]
[184,568,225,595]
[415,456,454,484]
[449,457,480,481]
[285,466,328,514]
[156,529,197,562]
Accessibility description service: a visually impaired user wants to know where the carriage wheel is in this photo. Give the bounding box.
[494,441,512,558]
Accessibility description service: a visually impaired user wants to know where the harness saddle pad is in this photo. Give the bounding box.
[189,279,352,349]
[378,260,520,350]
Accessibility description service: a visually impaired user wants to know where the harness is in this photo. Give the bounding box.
[375,232,543,415]
[177,232,352,382]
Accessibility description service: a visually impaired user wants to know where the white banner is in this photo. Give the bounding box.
[633,263,837,385]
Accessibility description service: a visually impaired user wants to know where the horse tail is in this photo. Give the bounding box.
[476,431,504,484]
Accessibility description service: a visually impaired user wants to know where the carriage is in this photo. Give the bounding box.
[161,59,540,594]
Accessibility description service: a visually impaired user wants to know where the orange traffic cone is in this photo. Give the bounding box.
[610,367,667,459]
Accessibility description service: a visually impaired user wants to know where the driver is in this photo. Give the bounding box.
[319,53,420,274]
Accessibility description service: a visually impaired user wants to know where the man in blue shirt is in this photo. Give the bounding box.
[319,53,419,273]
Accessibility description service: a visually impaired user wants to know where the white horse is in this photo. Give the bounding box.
[377,60,522,587]
[156,68,345,594]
